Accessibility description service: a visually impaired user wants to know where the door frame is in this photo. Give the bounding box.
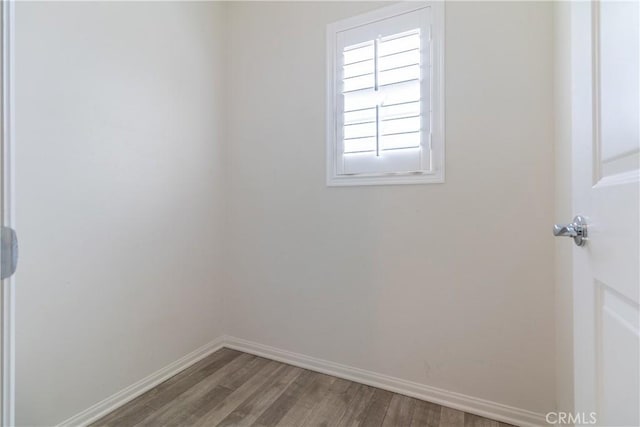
[1,0,15,424]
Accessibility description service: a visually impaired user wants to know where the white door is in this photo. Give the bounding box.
[565,1,639,425]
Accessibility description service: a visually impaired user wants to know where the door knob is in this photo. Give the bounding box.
[553,215,588,246]
[1,226,18,279]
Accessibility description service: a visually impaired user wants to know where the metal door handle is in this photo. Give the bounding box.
[1,226,18,279]
[553,215,587,246]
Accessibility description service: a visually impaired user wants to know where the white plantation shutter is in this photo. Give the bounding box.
[327,3,444,185]
[327,0,444,186]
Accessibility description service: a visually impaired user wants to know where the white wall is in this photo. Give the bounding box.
[553,1,575,417]
[14,1,559,423]
[224,1,556,415]
[15,2,227,425]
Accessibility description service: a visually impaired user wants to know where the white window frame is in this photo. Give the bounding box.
[326,2,445,186]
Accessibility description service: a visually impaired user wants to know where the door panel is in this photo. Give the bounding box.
[572,1,640,426]
[598,285,639,425]
[598,0,639,175]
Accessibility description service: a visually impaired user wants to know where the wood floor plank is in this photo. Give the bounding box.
[91,348,241,427]
[275,373,336,426]
[133,352,259,426]
[302,379,362,426]
[334,384,376,427]
[92,404,157,427]
[146,384,234,427]
[381,394,418,427]
[251,369,317,427]
[299,377,350,426]
[192,361,287,426]
[358,388,394,427]
[464,413,500,427]
[411,399,441,427]
[218,354,269,390]
[217,364,302,426]
[440,406,465,427]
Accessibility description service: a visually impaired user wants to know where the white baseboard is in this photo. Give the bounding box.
[224,336,547,427]
[59,335,546,427]
[57,336,226,427]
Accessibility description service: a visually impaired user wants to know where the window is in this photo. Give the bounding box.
[326,2,444,186]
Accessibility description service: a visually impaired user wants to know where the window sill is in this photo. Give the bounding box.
[326,171,445,187]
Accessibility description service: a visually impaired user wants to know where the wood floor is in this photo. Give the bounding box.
[92,348,515,427]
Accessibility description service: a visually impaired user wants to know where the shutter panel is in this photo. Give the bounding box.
[378,31,422,153]
[337,7,430,176]
[343,41,377,154]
